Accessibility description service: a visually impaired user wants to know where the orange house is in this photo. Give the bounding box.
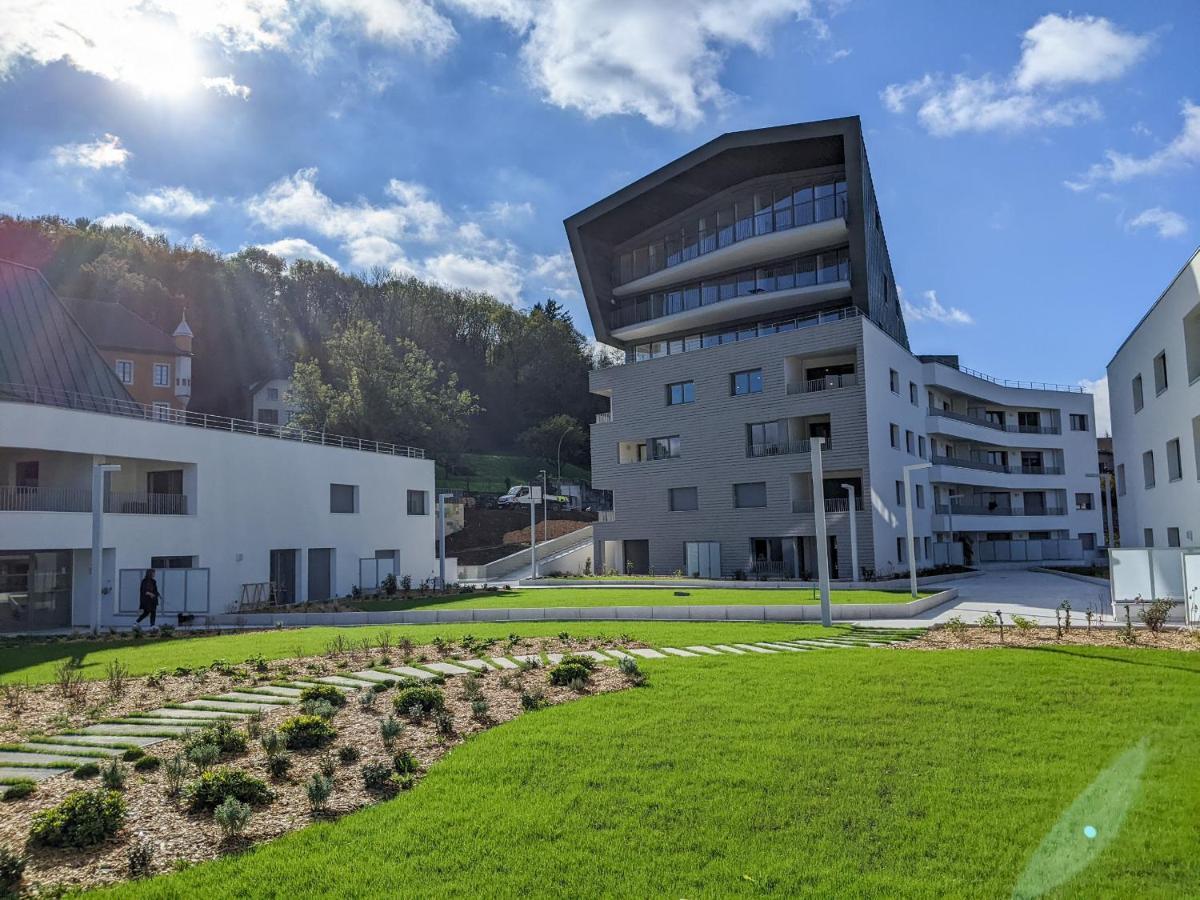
[64,298,193,416]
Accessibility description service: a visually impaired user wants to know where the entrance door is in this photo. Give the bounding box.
[622,540,650,575]
[307,549,333,603]
[269,549,297,605]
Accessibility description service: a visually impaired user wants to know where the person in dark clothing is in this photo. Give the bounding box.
[136,569,160,626]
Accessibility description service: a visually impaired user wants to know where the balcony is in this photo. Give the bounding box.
[792,497,863,514]
[0,485,189,515]
[930,455,1065,476]
[927,407,1061,435]
[594,412,612,424]
[933,503,1066,517]
[747,438,831,459]
[787,373,858,395]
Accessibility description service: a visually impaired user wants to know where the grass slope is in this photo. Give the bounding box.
[440,452,590,492]
[0,622,853,685]
[101,645,1200,898]
[353,586,923,612]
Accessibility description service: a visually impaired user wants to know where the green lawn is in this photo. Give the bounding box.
[0,622,865,685]
[353,586,923,612]
[99,645,1200,898]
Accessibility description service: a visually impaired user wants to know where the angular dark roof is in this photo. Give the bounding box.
[63,295,180,355]
[0,258,134,407]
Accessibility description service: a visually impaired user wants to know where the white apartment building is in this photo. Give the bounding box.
[1107,247,1200,549]
[249,375,300,425]
[0,259,437,631]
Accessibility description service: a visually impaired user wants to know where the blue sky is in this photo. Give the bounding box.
[2,1,1199,431]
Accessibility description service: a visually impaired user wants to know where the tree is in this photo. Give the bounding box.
[518,415,586,475]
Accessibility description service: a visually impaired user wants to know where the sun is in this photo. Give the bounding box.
[112,21,204,98]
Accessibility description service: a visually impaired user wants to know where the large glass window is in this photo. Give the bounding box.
[731,369,764,396]
[667,381,695,406]
[651,435,681,460]
[0,551,72,630]
[733,482,767,508]
[747,421,782,455]
[669,487,698,512]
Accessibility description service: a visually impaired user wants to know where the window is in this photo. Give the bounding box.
[406,490,428,515]
[890,423,899,448]
[152,402,171,421]
[889,369,900,394]
[1080,533,1096,552]
[731,369,763,395]
[918,436,927,458]
[896,537,905,562]
[146,470,182,495]
[905,430,915,454]
[1117,463,1126,496]
[1132,374,1143,412]
[257,408,279,424]
[1166,526,1181,548]
[1167,438,1182,481]
[153,363,170,387]
[669,486,698,512]
[666,381,694,405]
[895,481,905,506]
[1142,450,1155,489]
[915,484,925,509]
[909,382,918,405]
[330,483,358,514]
[651,435,681,460]
[1185,302,1200,383]
[1069,414,1088,431]
[14,461,38,487]
[733,482,767,508]
[747,421,782,455]
[1075,493,1094,511]
[1143,527,1154,548]
[923,537,931,560]
[115,359,133,384]
[266,387,280,401]
[1153,351,1168,395]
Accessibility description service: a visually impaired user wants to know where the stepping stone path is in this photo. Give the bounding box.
[0,626,919,796]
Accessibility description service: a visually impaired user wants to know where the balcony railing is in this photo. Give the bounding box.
[927,360,1086,394]
[787,373,857,395]
[0,382,425,459]
[0,485,188,515]
[933,503,1067,517]
[747,438,831,459]
[792,497,864,514]
[594,411,612,424]
[930,454,1065,476]
[928,407,1061,435]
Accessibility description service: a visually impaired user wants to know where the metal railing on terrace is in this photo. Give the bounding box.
[0,485,188,515]
[0,382,426,459]
[747,438,831,459]
[792,497,864,514]
[594,411,613,424]
[930,454,1065,476]
[929,360,1085,394]
[787,373,857,395]
[927,407,1061,435]
[933,503,1066,517]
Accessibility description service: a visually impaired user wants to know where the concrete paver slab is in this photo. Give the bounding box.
[684,646,722,655]
[488,657,519,669]
[387,666,437,681]
[660,647,700,657]
[423,662,473,676]
[628,648,667,659]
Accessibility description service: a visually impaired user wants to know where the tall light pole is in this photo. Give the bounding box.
[529,482,539,580]
[841,482,859,582]
[540,469,548,545]
[91,462,121,633]
[811,437,831,626]
[903,461,933,598]
[437,492,454,589]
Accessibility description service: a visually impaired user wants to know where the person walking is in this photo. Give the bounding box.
[136,569,160,627]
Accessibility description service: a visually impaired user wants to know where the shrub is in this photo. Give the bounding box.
[299,684,347,708]
[548,661,591,686]
[214,797,251,840]
[29,789,126,848]
[357,691,377,712]
[185,720,247,756]
[380,715,404,748]
[390,771,415,792]
[2,781,35,801]
[319,755,337,778]
[393,686,445,720]
[259,729,283,755]
[266,751,292,779]
[100,759,127,790]
[305,773,333,814]
[618,656,647,686]
[1011,615,1036,632]
[186,767,271,811]
[127,837,153,878]
[121,747,146,763]
[133,755,161,773]
[559,653,598,672]
[337,745,360,765]
[163,753,189,797]
[941,616,967,638]
[977,613,998,629]
[520,689,546,711]
[1140,599,1174,634]
[0,846,26,896]
[393,750,419,775]
[187,742,220,772]
[470,698,490,721]
[301,699,337,720]
[279,714,337,750]
[72,762,101,779]
[361,761,394,794]
[432,708,454,737]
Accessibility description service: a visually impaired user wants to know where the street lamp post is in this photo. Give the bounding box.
[811,437,831,626]
[91,462,121,633]
[903,462,933,599]
[529,483,539,580]
[437,492,454,589]
[840,482,859,582]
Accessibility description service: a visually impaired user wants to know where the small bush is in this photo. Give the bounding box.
[977,613,998,629]
[305,773,333,814]
[337,745,360,765]
[618,656,647,686]
[559,653,597,672]
[266,751,292,779]
[393,686,445,720]
[520,689,546,711]
[548,661,591,686]
[100,759,127,790]
[358,690,377,712]
[29,789,126,848]
[187,742,220,772]
[120,747,145,763]
[72,762,101,779]
[1140,599,1174,634]
[380,715,404,748]
[279,714,337,750]
[133,755,161,772]
[163,753,188,797]
[299,683,347,708]
[393,750,419,775]
[2,781,35,801]
[432,708,454,737]
[301,699,337,720]
[186,767,271,811]
[941,616,967,637]
[370,680,390,694]
[319,755,337,778]
[259,729,283,755]
[1011,615,1036,632]
[0,846,26,895]
[127,837,153,878]
[185,720,247,756]
[470,698,490,721]
[361,761,394,794]
[390,771,415,792]
[214,797,251,840]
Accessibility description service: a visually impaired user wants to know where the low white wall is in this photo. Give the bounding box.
[522,569,980,590]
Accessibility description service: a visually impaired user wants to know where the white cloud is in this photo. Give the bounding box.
[51,133,130,169]
[1077,376,1111,437]
[1081,100,1200,184]
[255,237,340,266]
[201,75,252,99]
[1014,14,1151,91]
[1126,207,1188,239]
[529,251,581,299]
[901,289,974,326]
[881,13,1148,137]
[455,0,826,128]
[423,252,523,304]
[485,200,535,224]
[94,211,163,236]
[130,186,214,219]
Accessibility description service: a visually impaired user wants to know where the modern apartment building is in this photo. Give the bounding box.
[566,117,1102,578]
[0,258,437,630]
[1107,247,1200,549]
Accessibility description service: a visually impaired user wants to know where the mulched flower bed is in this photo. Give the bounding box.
[0,638,637,895]
[900,625,1199,652]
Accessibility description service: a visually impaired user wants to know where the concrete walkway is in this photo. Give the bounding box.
[0,626,918,796]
